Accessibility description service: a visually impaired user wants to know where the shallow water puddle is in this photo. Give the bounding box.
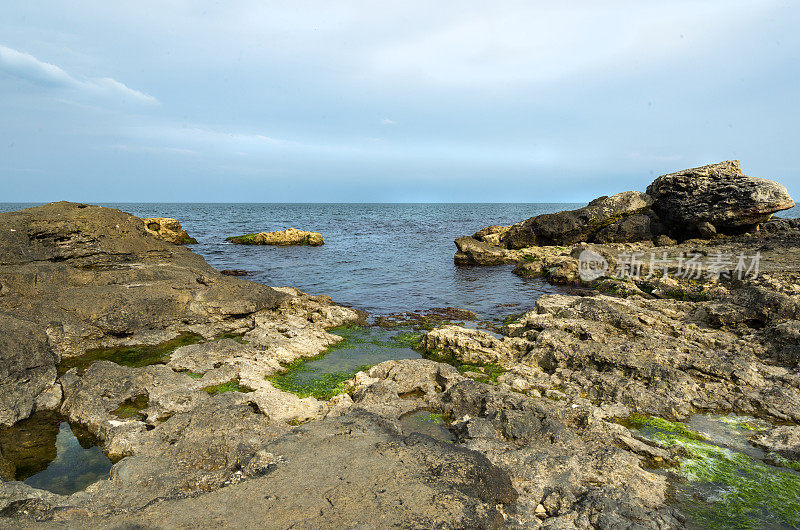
[0,411,113,495]
[625,413,800,530]
[398,410,455,443]
[58,332,203,375]
[268,325,421,399]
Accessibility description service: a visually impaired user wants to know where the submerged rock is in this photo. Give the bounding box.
[226,228,324,246]
[143,217,197,244]
[647,160,794,236]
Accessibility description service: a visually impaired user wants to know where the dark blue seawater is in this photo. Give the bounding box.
[0,203,580,317]
[3,202,797,318]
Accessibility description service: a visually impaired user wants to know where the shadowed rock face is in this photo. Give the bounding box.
[647,160,795,235]
[501,191,653,249]
[0,201,286,426]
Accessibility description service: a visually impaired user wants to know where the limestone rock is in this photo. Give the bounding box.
[750,426,800,460]
[143,217,196,245]
[501,191,653,249]
[0,314,57,426]
[454,236,509,265]
[227,228,323,246]
[420,325,528,365]
[646,160,795,236]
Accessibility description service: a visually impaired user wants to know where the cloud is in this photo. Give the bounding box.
[0,44,158,104]
[366,1,778,88]
[381,118,397,126]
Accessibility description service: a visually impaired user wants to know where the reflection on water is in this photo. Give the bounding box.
[0,412,113,495]
[291,327,421,385]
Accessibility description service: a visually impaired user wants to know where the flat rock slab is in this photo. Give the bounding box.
[57,411,516,528]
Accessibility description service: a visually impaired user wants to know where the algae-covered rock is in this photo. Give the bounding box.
[143,217,197,244]
[226,228,323,246]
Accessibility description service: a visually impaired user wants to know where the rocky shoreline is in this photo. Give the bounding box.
[2,170,800,529]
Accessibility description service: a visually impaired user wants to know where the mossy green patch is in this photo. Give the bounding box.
[268,325,421,400]
[269,369,361,400]
[771,453,800,472]
[58,333,203,375]
[624,414,800,530]
[718,415,769,432]
[423,349,506,384]
[391,330,424,349]
[225,233,259,244]
[622,413,707,441]
[417,412,446,424]
[203,380,254,395]
[111,394,149,420]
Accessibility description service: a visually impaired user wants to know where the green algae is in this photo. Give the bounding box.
[225,233,259,244]
[416,412,446,424]
[203,380,254,395]
[267,325,421,400]
[58,333,203,375]
[624,413,707,441]
[422,348,507,384]
[269,369,360,400]
[718,415,769,432]
[624,414,800,530]
[111,394,149,420]
[398,410,455,443]
[771,454,800,472]
[391,330,424,349]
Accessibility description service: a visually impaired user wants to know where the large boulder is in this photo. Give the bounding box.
[454,236,509,265]
[646,160,795,236]
[501,191,653,249]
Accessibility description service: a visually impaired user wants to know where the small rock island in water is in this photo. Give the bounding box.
[1,161,800,528]
[226,228,324,246]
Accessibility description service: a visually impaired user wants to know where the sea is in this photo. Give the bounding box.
[2,202,798,320]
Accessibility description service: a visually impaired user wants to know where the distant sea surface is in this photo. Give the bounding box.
[2,202,798,318]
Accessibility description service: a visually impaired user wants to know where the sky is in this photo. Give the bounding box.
[1,1,798,203]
